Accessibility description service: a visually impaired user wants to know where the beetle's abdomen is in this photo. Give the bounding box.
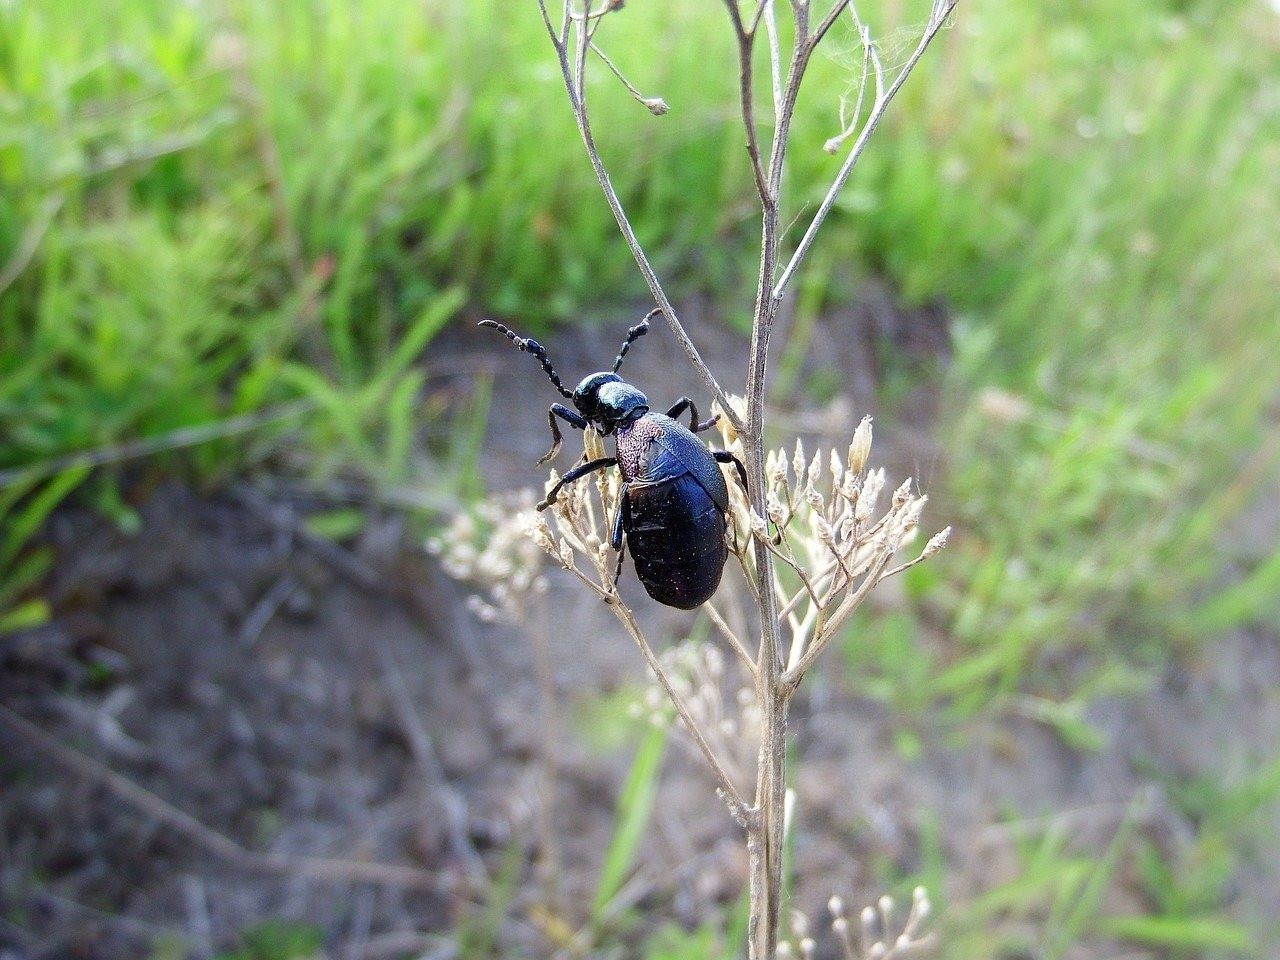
[625,474,728,609]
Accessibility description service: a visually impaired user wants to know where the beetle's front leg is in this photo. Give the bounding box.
[539,403,589,465]
[537,457,617,511]
[714,450,749,493]
[666,397,718,434]
[611,487,628,588]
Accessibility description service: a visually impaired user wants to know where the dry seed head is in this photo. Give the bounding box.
[807,451,822,487]
[829,449,844,488]
[848,416,873,475]
[892,477,913,508]
[799,938,815,959]
[584,426,607,461]
[855,468,885,522]
[641,96,670,115]
[805,486,824,511]
[713,394,746,448]
[791,909,809,938]
[793,439,806,483]
[767,490,787,525]
[922,526,951,559]
[770,450,789,488]
[828,895,845,919]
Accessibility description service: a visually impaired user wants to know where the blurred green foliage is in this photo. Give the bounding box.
[2,0,1278,955]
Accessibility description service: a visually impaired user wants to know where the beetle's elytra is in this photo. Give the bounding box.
[480,311,747,609]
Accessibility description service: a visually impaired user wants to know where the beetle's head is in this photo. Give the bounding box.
[573,372,649,434]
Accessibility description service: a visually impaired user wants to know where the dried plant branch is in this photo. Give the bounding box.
[590,42,669,114]
[707,600,761,680]
[723,0,770,202]
[0,705,449,892]
[534,0,743,431]
[773,0,958,303]
[609,600,752,821]
[509,3,960,955]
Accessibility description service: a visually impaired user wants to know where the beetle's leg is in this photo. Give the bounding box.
[610,492,628,588]
[666,397,719,433]
[613,538,627,589]
[714,450,749,493]
[539,403,589,465]
[610,487,627,550]
[537,457,617,511]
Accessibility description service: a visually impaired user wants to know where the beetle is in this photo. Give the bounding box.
[480,310,747,609]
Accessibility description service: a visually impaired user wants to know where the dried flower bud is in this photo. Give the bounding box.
[584,426,606,461]
[828,895,845,918]
[792,439,807,484]
[892,477,913,508]
[978,386,1031,424]
[558,540,575,568]
[922,526,950,558]
[713,395,745,447]
[807,452,822,487]
[770,451,789,488]
[766,490,786,525]
[829,449,844,488]
[641,96,670,116]
[847,416,873,475]
[749,508,769,538]
[791,910,809,938]
[815,517,835,545]
[900,495,927,533]
[861,904,878,934]
[799,938,815,959]
[805,486,824,511]
[855,468,885,522]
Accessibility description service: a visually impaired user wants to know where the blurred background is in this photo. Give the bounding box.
[2,0,1279,957]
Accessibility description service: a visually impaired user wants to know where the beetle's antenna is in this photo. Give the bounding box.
[479,320,574,399]
[612,308,661,373]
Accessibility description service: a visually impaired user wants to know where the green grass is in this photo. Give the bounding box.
[4,0,1279,955]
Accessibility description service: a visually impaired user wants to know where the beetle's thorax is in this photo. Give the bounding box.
[613,414,662,482]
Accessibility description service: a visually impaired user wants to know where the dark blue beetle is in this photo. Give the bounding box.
[480,311,747,609]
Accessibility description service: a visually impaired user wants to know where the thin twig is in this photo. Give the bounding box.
[0,192,64,295]
[0,705,450,891]
[0,400,314,489]
[372,641,489,887]
[590,42,668,114]
[706,601,760,680]
[536,0,743,431]
[763,1,783,120]
[608,600,751,820]
[781,544,896,690]
[723,0,770,202]
[773,1,958,303]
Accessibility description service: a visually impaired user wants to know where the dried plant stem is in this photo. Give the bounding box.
[530,2,955,955]
[0,705,448,892]
[534,0,742,432]
[608,598,752,821]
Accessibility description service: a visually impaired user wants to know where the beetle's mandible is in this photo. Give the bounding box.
[480,310,748,609]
